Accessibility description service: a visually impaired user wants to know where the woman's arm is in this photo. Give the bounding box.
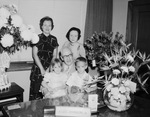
[32,46,45,75]
[79,43,86,58]
[53,46,58,58]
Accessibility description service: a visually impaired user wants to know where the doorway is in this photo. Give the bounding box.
[127,0,150,55]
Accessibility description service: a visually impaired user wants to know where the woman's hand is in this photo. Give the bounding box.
[40,68,46,76]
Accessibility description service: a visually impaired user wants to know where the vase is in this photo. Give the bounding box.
[103,86,134,112]
[0,52,11,91]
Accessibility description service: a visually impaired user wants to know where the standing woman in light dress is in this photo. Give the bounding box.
[29,16,59,100]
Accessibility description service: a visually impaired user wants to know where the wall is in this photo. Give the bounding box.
[8,71,31,101]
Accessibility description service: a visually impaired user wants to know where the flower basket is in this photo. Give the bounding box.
[103,78,134,111]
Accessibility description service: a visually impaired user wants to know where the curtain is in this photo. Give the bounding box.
[84,0,113,41]
[126,2,132,45]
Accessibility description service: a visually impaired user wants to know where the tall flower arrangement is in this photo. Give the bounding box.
[0,4,39,53]
[84,32,150,111]
[0,4,39,90]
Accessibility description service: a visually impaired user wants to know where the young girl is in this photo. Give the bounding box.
[62,27,86,59]
[41,58,68,99]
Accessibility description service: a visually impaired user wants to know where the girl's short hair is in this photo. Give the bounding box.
[50,58,63,72]
[39,16,54,31]
[75,57,87,66]
[66,27,81,41]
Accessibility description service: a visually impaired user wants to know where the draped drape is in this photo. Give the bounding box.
[126,2,132,45]
[84,0,113,41]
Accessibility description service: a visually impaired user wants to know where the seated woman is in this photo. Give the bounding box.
[41,58,68,99]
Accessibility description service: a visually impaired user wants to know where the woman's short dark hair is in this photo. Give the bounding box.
[66,27,81,41]
[39,16,54,31]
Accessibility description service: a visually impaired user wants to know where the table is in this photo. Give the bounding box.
[0,82,24,110]
[2,95,150,117]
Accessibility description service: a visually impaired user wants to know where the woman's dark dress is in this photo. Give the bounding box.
[29,33,59,100]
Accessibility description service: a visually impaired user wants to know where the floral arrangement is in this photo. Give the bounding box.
[0,4,39,54]
[84,32,125,67]
[84,31,150,92]
[0,4,39,90]
[84,32,150,111]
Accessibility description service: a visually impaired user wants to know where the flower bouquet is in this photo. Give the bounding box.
[84,32,150,111]
[0,4,39,90]
[0,4,39,53]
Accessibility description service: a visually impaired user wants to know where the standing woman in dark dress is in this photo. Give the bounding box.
[29,16,59,100]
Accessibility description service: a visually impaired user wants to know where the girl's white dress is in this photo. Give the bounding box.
[43,72,68,98]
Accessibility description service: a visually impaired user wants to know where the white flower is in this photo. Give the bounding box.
[21,29,32,41]
[106,84,113,91]
[119,85,126,93]
[128,66,135,72]
[11,14,23,27]
[27,25,35,32]
[0,7,10,19]
[124,80,130,86]
[19,24,27,31]
[111,87,119,97]
[31,33,39,44]
[111,78,119,85]
[124,80,136,93]
[125,87,131,92]
[120,66,129,73]
[113,69,120,75]
[110,96,120,107]
[1,34,14,47]
[126,54,134,62]
[120,94,126,102]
